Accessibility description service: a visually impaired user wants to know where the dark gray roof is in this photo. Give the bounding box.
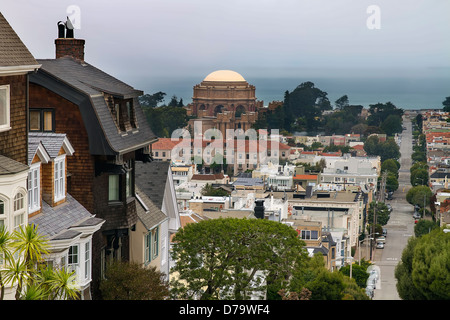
[0,12,39,67]
[29,193,100,239]
[430,171,450,179]
[232,177,264,187]
[0,155,29,175]
[135,187,168,230]
[135,161,171,209]
[29,57,157,155]
[28,132,68,164]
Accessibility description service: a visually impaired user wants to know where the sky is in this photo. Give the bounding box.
[1,0,449,102]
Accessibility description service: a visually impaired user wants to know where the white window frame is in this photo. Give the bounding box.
[0,85,11,132]
[54,156,66,202]
[0,197,6,231]
[68,244,79,275]
[84,240,91,280]
[28,163,41,214]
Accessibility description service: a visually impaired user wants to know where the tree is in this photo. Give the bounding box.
[143,105,188,138]
[367,201,390,226]
[406,186,432,209]
[385,173,399,192]
[201,183,229,197]
[381,159,400,178]
[414,220,439,238]
[335,95,349,109]
[367,102,403,127]
[170,218,308,300]
[395,237,425,299]
[0,224,80,300]
[99,260,169,300]
[410,228,450,299]
[410,168,428,186]
[380,114,403,136]
[364,136,400,162]
[139,91,166,108]
[442,96,450,112]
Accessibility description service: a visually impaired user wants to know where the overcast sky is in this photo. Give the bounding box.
[2,0,449,95]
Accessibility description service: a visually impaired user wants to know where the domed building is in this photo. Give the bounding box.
[186,70,263,136]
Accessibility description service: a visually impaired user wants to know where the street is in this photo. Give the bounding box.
[372,115,415,300]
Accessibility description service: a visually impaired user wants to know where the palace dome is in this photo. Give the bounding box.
[203,70,246,82]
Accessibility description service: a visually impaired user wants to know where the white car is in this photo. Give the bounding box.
[376,236,386,243]
[376,242,384,249]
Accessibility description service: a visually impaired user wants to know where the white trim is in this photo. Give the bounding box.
[0,85,11,132]
[0,64,41,76]
[62,136,75,156]
[28,163,41,214]
[53,155,66,203]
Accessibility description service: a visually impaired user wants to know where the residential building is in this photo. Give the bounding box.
[28,22,157,298]
[0,12,40,300]
[27,132,105,300]
[135,160,181,278]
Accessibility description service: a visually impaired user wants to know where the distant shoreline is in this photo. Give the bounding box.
[135,75,450,110]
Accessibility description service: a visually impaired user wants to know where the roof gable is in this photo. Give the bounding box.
[0,12,39,68]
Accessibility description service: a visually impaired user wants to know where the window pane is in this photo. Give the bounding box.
[30,110,41,131]
[43,111,53,131]
[108,175,119,201]
[0,200,4,215]
[0,87,7,126]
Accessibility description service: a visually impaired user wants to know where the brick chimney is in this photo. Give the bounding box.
[55,38,85,61]
[55,19,85,62]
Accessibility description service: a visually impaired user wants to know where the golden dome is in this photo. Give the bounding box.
[203,70,246,82]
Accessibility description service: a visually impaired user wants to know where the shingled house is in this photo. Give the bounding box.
[0,12,41,299]
[28,21,158,298]
[28,132,105,300]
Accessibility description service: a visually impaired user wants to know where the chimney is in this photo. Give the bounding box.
[55,17,85,62]
[254,199,265,219]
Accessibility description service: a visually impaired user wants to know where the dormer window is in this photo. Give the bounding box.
[106,95,137,132]
[0,85,11,132]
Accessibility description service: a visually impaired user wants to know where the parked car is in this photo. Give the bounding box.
[382,228,387,237]
[376,242,384,249]
[386,204,392,212]
[376,236,386,243]
[413,211,421,219]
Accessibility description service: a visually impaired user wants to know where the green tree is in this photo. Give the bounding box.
[442,96,450,112]
[170,218,308,300]
[139,91,166,108]
[144,105,188,138]
[1,224,79,300]
[367,201,390,226]
[414,220,439,238]
[335,95,349,109]
[406,185,432,209]
[380,114,403,136]
[410,168,428,186]
[100,260,169,300]
[410,228,450,299]
[395,237,425,299]
[385,173,399,192]
[367,102,404,127]
[381,159,400,178]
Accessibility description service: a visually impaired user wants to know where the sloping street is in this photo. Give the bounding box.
[372,114,415,300]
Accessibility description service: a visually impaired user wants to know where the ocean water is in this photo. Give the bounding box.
[138,74,450,110]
